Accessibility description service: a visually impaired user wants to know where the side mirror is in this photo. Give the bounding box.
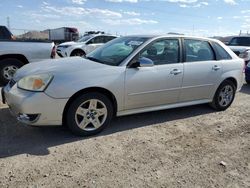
[139,57,154,67]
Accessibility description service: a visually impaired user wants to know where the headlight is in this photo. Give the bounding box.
[59,45,71,48]
[17,74,53,91]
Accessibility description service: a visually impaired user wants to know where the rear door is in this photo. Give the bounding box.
[179,39,222,102]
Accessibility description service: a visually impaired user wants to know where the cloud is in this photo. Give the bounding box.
[179,1,208,8]
[102,18,158,25]
[42,5,122,18]
[123,11,140,16]
[17,5,23,8]
[241,10,250,14]
[71,0,86,4]
[224,0,237,5]
[106,0,138,2]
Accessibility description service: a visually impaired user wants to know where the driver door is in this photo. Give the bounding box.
[124,38,184,110]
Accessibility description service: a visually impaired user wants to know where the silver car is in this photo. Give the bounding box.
[2,35,245,136]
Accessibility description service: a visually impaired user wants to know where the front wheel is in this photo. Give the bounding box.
[210,80,236,111]
[66,92,113,136]
[0,58,24,86]
[70,50,86,57]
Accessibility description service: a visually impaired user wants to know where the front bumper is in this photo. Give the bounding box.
[2,83,68,126]
[56,47,67,57]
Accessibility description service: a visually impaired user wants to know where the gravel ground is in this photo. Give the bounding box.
[0,85,249,188]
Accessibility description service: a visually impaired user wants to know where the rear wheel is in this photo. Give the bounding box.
[210,80,236,111]
[0,58,24,86]
[66,92,113,136]
[70,50,86,57]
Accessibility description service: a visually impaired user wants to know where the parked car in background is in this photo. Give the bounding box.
[2,35,244,136]
[0,26,55,85]
[227,36,250,65]
[56,34,117,57]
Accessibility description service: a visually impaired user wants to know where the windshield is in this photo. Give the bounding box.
[78,35,93,42]
[229,37,250,46]
[86,36,149,66]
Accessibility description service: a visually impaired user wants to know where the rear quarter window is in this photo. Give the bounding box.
[212,42,232,60]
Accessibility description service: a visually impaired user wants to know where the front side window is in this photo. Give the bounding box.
[86,36,149,66]
[184,39,215,62]
[139,39,179,65]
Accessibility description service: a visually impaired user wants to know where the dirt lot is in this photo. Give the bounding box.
[0,85,249,188]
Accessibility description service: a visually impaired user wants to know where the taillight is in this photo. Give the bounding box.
[51,46,56,59]
[243,65,246,73]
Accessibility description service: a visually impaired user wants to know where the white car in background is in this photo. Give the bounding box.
[56,34,117,57]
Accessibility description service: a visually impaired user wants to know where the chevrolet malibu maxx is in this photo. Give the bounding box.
[1,35,245,136]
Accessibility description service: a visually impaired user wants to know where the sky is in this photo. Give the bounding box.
[0,0,250,37]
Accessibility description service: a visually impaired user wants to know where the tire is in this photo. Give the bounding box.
[66,92,113,136]
[0,58,24,86]
[70,50,86,57]
[210,80,236,111]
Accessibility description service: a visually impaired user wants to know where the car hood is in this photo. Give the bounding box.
[58,41,85,47]
[228,46,250,53]
[13,57,109,81]
[58,41,77,46]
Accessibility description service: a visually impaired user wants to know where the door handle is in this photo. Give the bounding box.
[212,65,221,71]
[170,69,182,75]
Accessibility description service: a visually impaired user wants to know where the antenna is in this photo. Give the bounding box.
[7,16,10,29]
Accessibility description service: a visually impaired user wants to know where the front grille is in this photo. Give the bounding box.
[9,79,16,88]
[233,51,241,56]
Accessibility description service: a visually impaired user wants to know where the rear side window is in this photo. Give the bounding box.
[212,42,232,60]
[90,36,105,44]
[184,39,215,62]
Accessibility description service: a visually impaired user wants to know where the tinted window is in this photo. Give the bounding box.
[140,39,179,65]
[229,37,250,46]
[212,42,232,60]
[103,36,116,43]
[90,36,105,44]
[184,39,215,62]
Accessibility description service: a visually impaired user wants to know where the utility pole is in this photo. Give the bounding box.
[7,16,10,29]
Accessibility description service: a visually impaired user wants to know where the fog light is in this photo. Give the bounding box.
[17,113,40,123]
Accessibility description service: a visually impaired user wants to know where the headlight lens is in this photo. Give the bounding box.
[59,45,71,48]
[17,74,53,91]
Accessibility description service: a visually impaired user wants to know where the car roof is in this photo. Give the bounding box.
[123,34,219,42]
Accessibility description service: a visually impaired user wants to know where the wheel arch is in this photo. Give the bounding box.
[62,87,118,125]
[223,77,238,89]
[0,54,29,65]
[70,48,86,56]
